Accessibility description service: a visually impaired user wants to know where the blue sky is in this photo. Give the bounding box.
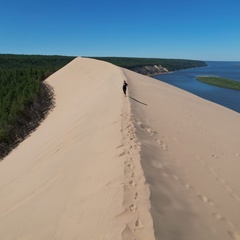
[0,0,239,60]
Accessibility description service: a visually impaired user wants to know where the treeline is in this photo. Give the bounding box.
[0,54,75,160]
[0,54,75,80]
[88,57,207,71]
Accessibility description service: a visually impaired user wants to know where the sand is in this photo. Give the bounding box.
[0,57,240,240]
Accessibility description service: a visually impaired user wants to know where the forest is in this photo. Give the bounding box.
[88,57,207,71]
[0,54,75,160]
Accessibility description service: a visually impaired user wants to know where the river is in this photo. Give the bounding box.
[154,61,240,113]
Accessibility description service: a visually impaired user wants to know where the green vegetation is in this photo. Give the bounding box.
[88,57,207,71]
[196,76,240,90]
[0,54,75,79]
[0,54,75,159]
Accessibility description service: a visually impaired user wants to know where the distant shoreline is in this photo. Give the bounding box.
[88,56,207,72]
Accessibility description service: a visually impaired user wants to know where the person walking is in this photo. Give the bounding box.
[122,80,128,96]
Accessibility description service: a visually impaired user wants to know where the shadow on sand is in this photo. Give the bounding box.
[129,96,147,106]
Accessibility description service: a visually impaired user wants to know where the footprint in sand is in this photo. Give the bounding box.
[198,194,208,203]
[129,203,138,212]
[131,172,136,178]
[146,127,157,137]
[134,192,140,200]
[229,193,240,202]
[201,160,240,202]
[151,160,164,169]
[138,122,146,130]
[212,212,224,221]
[129,180,136,188]
[134,219,144,231]
[162,144,168,151]
[138,122,169,152]
[156,139,168,151]
[127,163,134,170]
[198,194,214,206]
[211,213,240,240]
[184,183,192,189]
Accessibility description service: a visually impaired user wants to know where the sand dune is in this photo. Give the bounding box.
[0,57,240,240]
[124,68,240,240]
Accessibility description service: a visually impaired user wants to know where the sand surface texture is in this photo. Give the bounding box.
[123,68,240,240]
[0,57,240,240]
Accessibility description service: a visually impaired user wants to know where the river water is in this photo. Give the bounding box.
[154,61,240,113]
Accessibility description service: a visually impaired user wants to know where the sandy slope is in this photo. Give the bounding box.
[0,57,240,240]
[123,68,240,240]
[0,58,154,240]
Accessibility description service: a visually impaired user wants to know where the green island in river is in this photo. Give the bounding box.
[196,76,240,90]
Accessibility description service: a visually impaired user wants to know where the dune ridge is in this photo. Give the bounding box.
[120,73,155,240]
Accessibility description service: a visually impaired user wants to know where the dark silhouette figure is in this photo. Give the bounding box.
[122,80,128,96]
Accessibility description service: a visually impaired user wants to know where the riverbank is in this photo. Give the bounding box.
[0,57,240,239]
